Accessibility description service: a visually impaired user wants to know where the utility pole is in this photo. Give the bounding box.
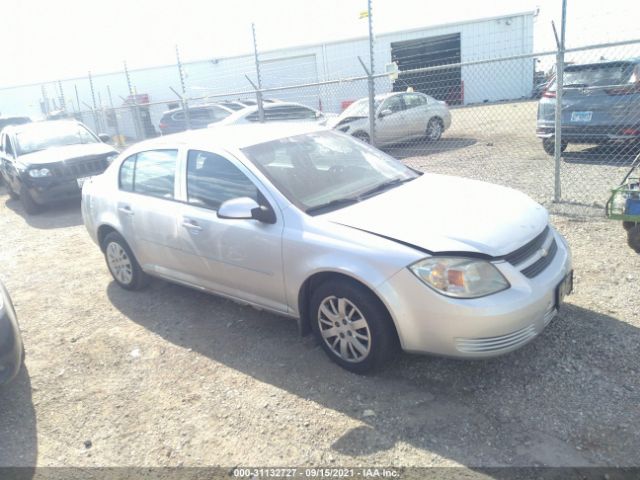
[252,22,265,122]
[58,80,67,114]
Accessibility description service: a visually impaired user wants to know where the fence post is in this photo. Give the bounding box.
[361,0,376,145]
[252,23,265,122]
[107,85,122,146]
[553,0,567,203]
[175,45,191,130]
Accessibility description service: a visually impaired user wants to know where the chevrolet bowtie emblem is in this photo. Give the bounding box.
[539,247,548,257]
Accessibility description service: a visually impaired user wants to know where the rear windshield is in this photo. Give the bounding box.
[550,62,635,90]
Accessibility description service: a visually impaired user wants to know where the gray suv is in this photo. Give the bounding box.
[536,59,640,155]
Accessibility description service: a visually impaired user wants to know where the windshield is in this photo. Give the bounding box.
[16,122,99,155]
[339,98,382,119]
[242,131,420,214]
[550,62,635,90]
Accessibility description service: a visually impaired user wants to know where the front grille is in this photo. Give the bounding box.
[521,239,558,278]
[503,226,549,265]
[455,324,537,354]
[502,225,558,278]
[50,157,109,179]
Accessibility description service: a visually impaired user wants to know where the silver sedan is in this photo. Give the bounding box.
[82,123,572,373]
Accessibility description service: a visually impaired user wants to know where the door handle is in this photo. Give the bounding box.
[181,218,203,232]
[118,205,134,216]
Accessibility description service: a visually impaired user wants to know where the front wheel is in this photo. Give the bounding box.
[19,186,40,215]
[542,138,568,156]
[426,118,444,141]
[353,132,370,144]
[103,232,150,290]
[310,279,398,374]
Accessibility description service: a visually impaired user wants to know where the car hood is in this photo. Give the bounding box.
[322,174,548,257]
[19,143,116,166]
[327,115,367,129]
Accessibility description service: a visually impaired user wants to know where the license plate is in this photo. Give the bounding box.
[570,111,592,122]
[556,270,574,310]
[77,177,91,188]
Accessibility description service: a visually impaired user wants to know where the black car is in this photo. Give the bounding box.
[0,120,118,214]
[0,279,23,386]
[537,59,640,155]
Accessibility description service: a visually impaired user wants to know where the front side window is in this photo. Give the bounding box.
[186,150,258,210]
[118,150,178,199]
[242,131,420,214]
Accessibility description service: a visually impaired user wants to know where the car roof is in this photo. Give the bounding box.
[132,122,328,151]
[161,103,234,115]
[565,58,640,69]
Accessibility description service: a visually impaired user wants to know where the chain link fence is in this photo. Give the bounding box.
[4,6,640,219]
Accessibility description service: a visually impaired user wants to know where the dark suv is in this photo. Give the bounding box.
[536,59,640,155]
[0,120,118,214]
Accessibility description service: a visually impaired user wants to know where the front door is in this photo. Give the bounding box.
[175,149,286,312]
[376,95,408,145]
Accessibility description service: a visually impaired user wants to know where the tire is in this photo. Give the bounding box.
[103,232,150,290]
[627,224,640,253]
[353,132,370,144]
[542,138,568,156]
[623,221,636,232]
[426,118,444,141]
[19,186,40,215]
[310,278,398,374]
[6,181,19,200]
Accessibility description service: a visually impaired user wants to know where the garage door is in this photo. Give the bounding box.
[391,33,463,105]
[260,55,321,108]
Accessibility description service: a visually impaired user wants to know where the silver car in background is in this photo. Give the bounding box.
[82,124,572,373]
[212,102,329,127]
[330,91,451,146]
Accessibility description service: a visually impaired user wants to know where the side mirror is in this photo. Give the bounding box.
[378,109,392,118]
[217,197,276,224]
[98,133,111,143]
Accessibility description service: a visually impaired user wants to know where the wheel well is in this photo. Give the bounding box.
[352,131,369,139]
[429,116,444,126]
[297,272,399,345]
[97,225,118,252]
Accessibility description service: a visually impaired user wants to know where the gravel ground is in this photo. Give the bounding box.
[0,101,639,472]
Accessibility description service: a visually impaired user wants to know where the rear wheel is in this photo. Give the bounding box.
[623,221,637,231]
[103,232,150,290]
[19,186,40,215]
[426,118,444,141]
[310,279,398,374]
[628,224,640,253]
[542,138,568,156]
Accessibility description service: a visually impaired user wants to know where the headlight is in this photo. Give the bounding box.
[105,153,118,164]
[409,257,510,298]
[28,168,52,178]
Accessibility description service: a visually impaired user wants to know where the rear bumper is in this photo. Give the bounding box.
[0,282,23,385]
[536,124,640,143]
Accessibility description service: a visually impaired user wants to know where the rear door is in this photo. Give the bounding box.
[116,149,184,275]
[174,149,287,311]
[402,93,430,137]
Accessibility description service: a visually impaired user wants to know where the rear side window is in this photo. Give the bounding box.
[186,150,258,210]
[404,94,427,108]
[118,150,178,199]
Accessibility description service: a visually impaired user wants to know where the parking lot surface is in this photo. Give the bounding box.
[1,101,639,469]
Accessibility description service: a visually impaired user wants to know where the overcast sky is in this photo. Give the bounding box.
[0,0,637,88]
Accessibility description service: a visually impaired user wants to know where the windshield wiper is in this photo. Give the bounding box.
[305,197,361,215]
[357,177,415,199]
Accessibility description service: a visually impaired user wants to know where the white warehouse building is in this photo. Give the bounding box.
[0,11,535,138]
